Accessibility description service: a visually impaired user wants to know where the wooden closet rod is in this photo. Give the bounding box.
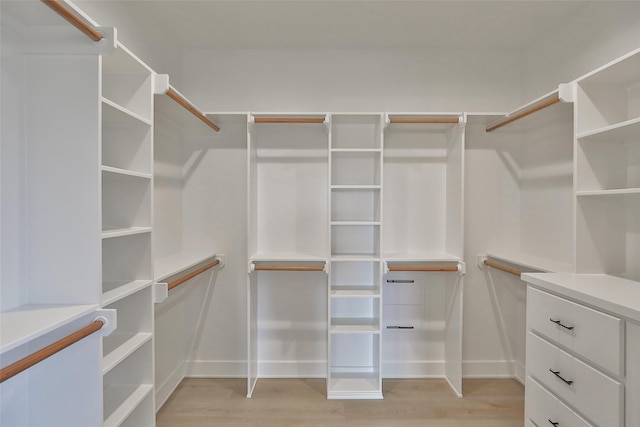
[41,0,103,42]
[253,265,325,272]
[483,260,522,277]
[0,319,105,383]
[388,265,460,272]
[168,259,221,291]
[486,94,560,132]
[389,117,460,124]
[166,88,220,132]
[254,118,326,124]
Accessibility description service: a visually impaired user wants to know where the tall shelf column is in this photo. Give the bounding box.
[100,43,156,427]
[328,114,384,399]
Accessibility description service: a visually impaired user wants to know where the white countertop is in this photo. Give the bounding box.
[522,273,640,323]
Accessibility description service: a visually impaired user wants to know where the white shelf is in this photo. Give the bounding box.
[331,221,381,226]
[384,252,462,263]
[330,318,380,333]
[577,188,640,200]
[331,185,381,190]
[154,251,217,282]
[485,251,573,274]
[101,165,152,180]
[250,252,327,263]
[522,273,640,323]
[577,117,640,141]
[102,97,153,127]
[331,288,380,298]
[331,148,382,153]
[102,227,152,239]
[102,280,153,306]
[103,332,153,374]
[103,384,154,427]
[331,254,381,262]
[0,304,98,353]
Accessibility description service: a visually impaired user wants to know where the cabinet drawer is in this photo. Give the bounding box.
[527,286,623,375]
[383,274,423,305]
[382,304,423,330]
[527,332,623,427]
[526,376,593,427]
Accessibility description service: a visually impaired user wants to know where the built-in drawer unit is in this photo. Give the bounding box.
[525,376,594,427]
[527,331,623,427]
[528,287,624,376]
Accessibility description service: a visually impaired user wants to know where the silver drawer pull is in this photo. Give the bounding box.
[548,420,559,427]
[549,318,574,331]
[386,326,414,329]
[549,369,573,385]
[386,279,414,283]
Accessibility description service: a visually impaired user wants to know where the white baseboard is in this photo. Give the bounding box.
[462,359,525,382]
[156,361,186,411]
[185,360,246,378]
[382,360,445,377]
[180,359,524,382]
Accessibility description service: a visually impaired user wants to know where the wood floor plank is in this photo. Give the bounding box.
[157,378,524,427]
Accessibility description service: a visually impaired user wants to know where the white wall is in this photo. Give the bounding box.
[523,1,640,100]
[1,12,26,310]
[181,48,523,113]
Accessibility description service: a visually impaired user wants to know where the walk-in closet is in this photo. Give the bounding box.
[1,1,639,426]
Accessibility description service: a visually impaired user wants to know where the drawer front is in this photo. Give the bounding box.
[527,286,623,375]
[382,305,435,364]
[527,332,623,427]
[382,304,424,331]
[383,274,423,305]
[526,376,594,427]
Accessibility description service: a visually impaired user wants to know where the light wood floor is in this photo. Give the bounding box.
[157,378,524,426]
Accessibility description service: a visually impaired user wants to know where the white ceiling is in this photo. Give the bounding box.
[73,0,594,50]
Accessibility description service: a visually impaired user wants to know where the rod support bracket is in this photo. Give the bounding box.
[457,262,466,275]
[94,309,117,337]
[477,255,489,270]
[154,282,169,304]
[558,83,574,103]
[153,73,170,95]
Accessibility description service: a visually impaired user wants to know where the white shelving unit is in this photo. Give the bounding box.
[381,114,465,396]
[100,43,156,427]
[575,47,640,282]
[0,2,116,426]
[328,114,384,399]
[247,114,329,397]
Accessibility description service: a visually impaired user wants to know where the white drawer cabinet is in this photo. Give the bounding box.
[523,273,640,427]
[528,287,623,375]
[525,377,593,427]
[527,332,623,427]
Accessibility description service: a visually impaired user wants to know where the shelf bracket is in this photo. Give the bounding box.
[95,309,117,337]
[153,73,170,95]
[154,282,169,304]
[558,83,575,103]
